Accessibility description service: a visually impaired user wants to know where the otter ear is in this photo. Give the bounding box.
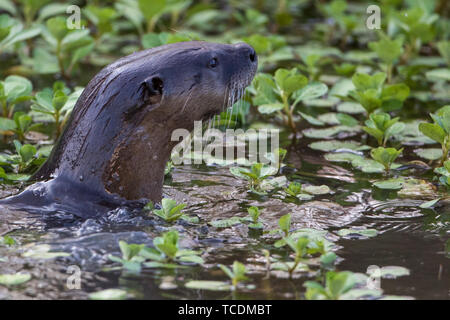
[142,75,164,105]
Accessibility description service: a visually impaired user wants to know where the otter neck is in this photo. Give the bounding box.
[55,109,190,203]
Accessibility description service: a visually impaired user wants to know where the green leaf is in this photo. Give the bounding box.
[352,72,386,91]
[337,228,378,238]
[302,185,331,195]
[414,148,443,161]
[0,25,41,49]
[209,217,241,228]
[354,89,382,113]
[247,206,260,222]
[52,90,68,111]
[336,113,358,126]
[118,241,144,261]
[19,144,36,163]
[351,157,388,173]
[368,33,403,65]
[22,244,70,259]
[4,75,32,103]
[298,111,324,126]
[327,271,357,299]
[370,147,403,171]
[185,280,231,291]
[32,91,55,114]
[46,16,69,41]
[309,140,369,152]
[278,214,291,235]
[89,289,128,300]
[257,103,284,114]
[284,181,302,196]
[293,82,328,104]
[61,29,93,52]
[381,83,410,102]
[178,255,204,265]
[0,117,16,131]
[274,69,306,96]
[0,14,14,42]
[373,178,405,190]
[336,102,365,114]
[138,0,166,22]
[154,198,186,222]
[320,252,337,268]
[153,230,179,259]
[363,126,383,144]
[437,41,450,66]
[419,198,440,208]
[367,266,410,279]
[418,122,446,144]
[303,125,360,139]
[0,273,31,286]
[426,68,450,82]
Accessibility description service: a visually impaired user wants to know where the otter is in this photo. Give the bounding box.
[0,41,258,217]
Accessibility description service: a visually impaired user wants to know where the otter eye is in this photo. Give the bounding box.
[209,58,218,68]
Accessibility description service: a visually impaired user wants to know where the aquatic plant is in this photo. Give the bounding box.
[152,198,187,222]
[370,147,403,172]
[0,14,40,53]
[246,206,263,230]
[109,231,203,272]
[0,111,40,143]
[141,230,204,267]
[44,17,94,79]
[108,241,146,272]
[218,261,249,289]
[0,76,32,119]
[229,162,279,193]
[252,68,328,134]
[394,7,438,60]
[419,106,450,165]
[368,32,404,83]
[363,112,405,147]
[185,261,251,292]
[434,160,450,188]
[304,271,359,300]
[0,235,15,246]
[347,72,409,114]
[31,82,82,139]
[0,0,448,301]
[283,181,331,200]
[284,181,302,197]
[283,236,309,277]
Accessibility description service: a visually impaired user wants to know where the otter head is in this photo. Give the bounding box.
[141,42,257,128]
[33,41,258,203]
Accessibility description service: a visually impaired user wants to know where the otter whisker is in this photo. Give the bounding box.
[180,88,194,114]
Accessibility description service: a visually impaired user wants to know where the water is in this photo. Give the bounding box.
[0,137,448,299]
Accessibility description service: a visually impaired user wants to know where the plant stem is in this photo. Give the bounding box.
[386,64,393,84]
[1,100,7,118]
[442,136,450,165]
[282,94,297,134]
[54,111,61,139]
[288,256,301,278]
[56,41,69,81]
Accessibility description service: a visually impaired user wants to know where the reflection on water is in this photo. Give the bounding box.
[0,147,449,299]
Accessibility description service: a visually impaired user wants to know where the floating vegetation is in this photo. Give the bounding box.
[0,0,448,301]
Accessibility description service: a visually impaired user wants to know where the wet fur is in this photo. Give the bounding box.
[0,41,257,217]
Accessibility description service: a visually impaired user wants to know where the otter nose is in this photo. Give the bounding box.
[234,43,258,64]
